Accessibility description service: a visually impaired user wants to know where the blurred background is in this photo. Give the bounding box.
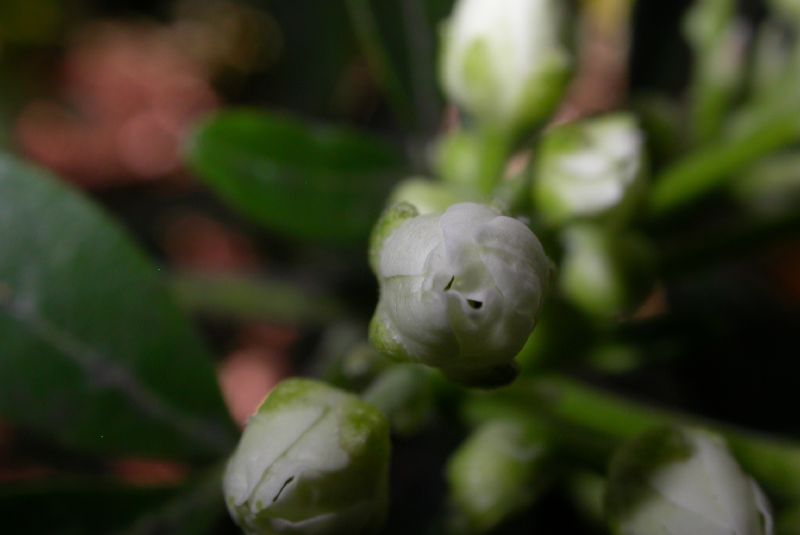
[3,0,800,533]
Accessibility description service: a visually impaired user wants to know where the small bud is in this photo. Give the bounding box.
[559,224,654,319]
[388,177,474,216]
[533,114,645,227]
[370,202,553,387]
[223,379,390,535]
[439,0,571,134]
[606,427,774,535]
[362,364,436,436]
[447,420,550,533]
[436,131,483,187]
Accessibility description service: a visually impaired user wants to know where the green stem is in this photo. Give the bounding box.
[476,130,513,197]
[469,376,800,503]
[168,272,347,325]
[649,114,800,217]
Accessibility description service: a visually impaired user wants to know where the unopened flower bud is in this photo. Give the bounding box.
[369,202,553,387]
[559,224,654,319]
[223,379,390,535]
[533,114,645,227]
[388,177,474,216]
[447,420,550,533]
[362,364,436,436]
[439,0,571,134]
[606,427,774,535]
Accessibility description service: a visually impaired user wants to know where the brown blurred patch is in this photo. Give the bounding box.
[109,458,189,486]
[16,22,218,187]
[238,323,300,356]
[161,212,262,275]
[631,284,669,321]
[552,0,632,125]
[767,242,800,303]
[218,347,289,427]
[0,464,54,483]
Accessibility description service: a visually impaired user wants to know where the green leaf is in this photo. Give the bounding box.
[186,110,405,244]
[0,153,237,461]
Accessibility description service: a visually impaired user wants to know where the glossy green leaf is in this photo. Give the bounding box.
[186,110,405,244]
[0,153,237,460]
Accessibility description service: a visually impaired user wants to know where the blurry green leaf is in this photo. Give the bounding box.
[186,110,405,244]
[0,153,237,460]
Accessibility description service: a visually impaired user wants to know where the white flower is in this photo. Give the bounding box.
[223,379,390,535]
[439,0,571,133]
[533,114,645,227]
[606,427,774,535]
[370,202,553,386]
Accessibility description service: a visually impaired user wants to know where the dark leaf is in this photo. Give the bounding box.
[186,110,405,244]
[0,153,237,461]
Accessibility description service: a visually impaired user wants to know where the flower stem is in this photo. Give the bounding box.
[168,272,347,325]
[476,129,512,197]
[649,114,800,217]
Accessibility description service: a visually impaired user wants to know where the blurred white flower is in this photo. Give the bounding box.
[439,0,571,133]
[606,427,774,535]
[534,114,645,227]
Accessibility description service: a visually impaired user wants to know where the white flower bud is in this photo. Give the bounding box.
[559,224,655,319]
[223,379,390,535]
[606,427,774,535]
[439,0,571,134]
[533,114,645,227]
[447,420,549,532]
[370,202,553,387]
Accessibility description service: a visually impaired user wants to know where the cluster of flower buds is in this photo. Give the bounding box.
[223,379,390,534]
[606,427,773,535]
[369,202,553,387]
